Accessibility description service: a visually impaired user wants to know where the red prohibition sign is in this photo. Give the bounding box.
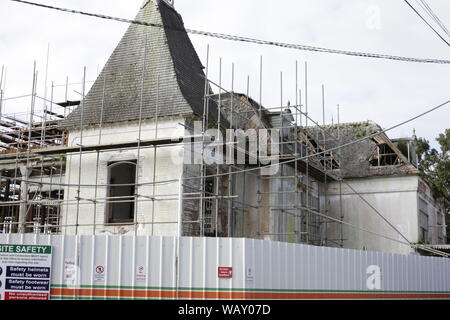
[96,266,105,274]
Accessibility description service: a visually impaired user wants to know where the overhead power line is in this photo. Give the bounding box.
[8,0,450,65]
[404,0,450,47]
[416,0,450,38]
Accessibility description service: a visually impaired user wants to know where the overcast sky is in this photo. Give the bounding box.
[0,0,449,149]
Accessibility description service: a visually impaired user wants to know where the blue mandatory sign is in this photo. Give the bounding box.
[0,266,3,275]
[0,280,2,288]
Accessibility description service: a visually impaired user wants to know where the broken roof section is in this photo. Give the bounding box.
[306,121,418,179]
[62,0,214,128]
[209,92,272,130]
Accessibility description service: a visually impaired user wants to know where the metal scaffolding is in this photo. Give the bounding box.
[0,56,346,250]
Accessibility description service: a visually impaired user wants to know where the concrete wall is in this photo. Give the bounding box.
[62,117,186,236]
[326,175,421,255]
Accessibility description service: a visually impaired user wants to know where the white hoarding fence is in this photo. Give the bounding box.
[0,234,449,300]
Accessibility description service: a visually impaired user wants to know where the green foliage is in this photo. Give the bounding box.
[437,129,450,153]
[417,131,450,201]
[355,129,368,138]
[416,130,450,240]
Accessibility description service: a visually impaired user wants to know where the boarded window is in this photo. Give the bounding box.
[106,160,137,224]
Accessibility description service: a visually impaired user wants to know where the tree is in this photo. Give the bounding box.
[416,129,450,241]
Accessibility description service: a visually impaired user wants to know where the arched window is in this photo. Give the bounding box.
[106,160,137,224]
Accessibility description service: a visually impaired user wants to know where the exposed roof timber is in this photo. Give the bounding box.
[372,133,410,164]
[297,131,340,170]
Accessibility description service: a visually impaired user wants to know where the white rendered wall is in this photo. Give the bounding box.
[326,175,420,255]
[62,117,186,236]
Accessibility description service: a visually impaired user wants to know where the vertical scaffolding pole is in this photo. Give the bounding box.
[50,81,54,116]
[214,57,222,238]
[20,62,37,233]
[322,84,328,246]
[241,71,248,238]
[200,45,210,237]
[93,75,107,235]
[57,154,63,233]
[75,67,86,235]
[246,75,250,98]
[280,71,284,242]
[1,66,7,116]
[257,56,263,238]
[227,62,235,238]
[151,75,160,236]
[337,103,344,247]
[41,44,50,146]
[135,35,148,236]
[304,61,310,244]
[0,66,4,119]
[294,60,300,243]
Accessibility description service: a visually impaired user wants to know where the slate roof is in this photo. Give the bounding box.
[62,0,214,128]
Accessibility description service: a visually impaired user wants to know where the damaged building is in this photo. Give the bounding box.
[0,0,446,256]
[307,121,447,254]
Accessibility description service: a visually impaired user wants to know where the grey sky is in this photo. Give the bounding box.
[0,0,449,149]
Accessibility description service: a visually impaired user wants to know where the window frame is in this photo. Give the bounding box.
[105,160,137,225]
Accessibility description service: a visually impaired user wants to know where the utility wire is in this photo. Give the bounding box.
[404,0,450,47]
[7,0,450,65]
[416,0,450,38]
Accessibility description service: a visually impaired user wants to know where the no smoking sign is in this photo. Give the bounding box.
[94,265,105,282]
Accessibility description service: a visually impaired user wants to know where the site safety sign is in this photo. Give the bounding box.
[218,267,233,278]
[0,244,52,300]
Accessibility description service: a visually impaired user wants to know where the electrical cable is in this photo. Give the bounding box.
[7,0,450,65]
[404,0,450,47]
[417,0,450,38]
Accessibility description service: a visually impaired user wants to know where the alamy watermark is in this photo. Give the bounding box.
[171,121,281,176]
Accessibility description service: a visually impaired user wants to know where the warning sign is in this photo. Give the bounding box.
[0,244,52,300]
[94,265,105,282]
[218,267,233,279]
[135,266,147,282]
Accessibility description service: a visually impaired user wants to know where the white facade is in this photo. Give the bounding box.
[62,117,186,236]
[326,175,447,255]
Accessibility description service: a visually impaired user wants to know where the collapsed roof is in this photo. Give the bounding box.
[305,121,419,179]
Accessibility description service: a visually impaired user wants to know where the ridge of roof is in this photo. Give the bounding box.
[306,120,382,131]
